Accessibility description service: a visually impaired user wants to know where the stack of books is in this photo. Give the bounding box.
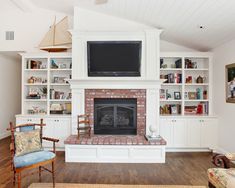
[161,73,182,83]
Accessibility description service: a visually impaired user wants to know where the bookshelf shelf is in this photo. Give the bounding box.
[24,83,47,86]
[160,68,182,71]
[50,69,72,71]
[24,69,48,71]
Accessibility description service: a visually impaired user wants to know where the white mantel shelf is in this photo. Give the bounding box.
[68,79,165,89]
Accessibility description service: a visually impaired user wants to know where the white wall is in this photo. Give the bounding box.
[74,7,153,31]
[0,1,70,52]
[160,40,197,52]
[0,53,21,139]
[213,39,235,153]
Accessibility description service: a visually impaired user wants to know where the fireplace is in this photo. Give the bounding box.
[94,98,137,135]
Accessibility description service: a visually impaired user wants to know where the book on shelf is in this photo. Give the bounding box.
[160,104,181,115]
[26,96,41,99]
[184,102,209,115]
[160,89,166,99]
[160,73,182,83]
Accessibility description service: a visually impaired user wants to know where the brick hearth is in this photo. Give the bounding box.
[85,89,146,135]
[64,135,166,145]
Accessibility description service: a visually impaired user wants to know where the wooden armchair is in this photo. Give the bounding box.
[7,119,59,188]
[208,153,235,188]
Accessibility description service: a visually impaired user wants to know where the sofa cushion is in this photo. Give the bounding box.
[14,150,55,168]
[208,168,235,188]
[14,129,42,156]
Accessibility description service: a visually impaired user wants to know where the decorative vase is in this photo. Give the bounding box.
[149,125,158,138]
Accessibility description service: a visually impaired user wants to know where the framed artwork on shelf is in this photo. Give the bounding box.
[226,63,235,103]
[188,92,196,100]
[174,92,181,100]
[171,105,178,115]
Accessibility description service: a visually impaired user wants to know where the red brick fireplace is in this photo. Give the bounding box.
[85,89,146,136]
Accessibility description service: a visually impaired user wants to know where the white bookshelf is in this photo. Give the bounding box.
[159,52,212,116]
[21,53,72,116]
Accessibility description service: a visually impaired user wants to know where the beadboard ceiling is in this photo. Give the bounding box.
[19,0,235,51]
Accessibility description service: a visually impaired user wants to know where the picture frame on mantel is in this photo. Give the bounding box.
[226,63,235,103]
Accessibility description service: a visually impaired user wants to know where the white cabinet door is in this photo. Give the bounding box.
[16,117,41,125]
[201,119,218,149]
[43,118,71,148]
[56,119,71,148]
[43,118,56,148]
[159,119,173,147]
[173,119,187,148]
[187,119,201,148]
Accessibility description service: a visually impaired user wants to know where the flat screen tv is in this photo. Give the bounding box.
[87,41,142,77]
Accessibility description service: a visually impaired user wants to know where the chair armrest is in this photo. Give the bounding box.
[42,137,59,143]
[42,137,59,154]
[225,153,235,161]
[10,143,14,152]
[212,153,231,169]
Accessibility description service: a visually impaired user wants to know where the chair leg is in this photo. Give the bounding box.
[13,169,16,185]
[39,166,42,182]
[208,181,216,188]
[17,172,21,188]
[52,161,55,188]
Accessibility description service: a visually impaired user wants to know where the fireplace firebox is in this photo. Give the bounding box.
[94,98,137,135]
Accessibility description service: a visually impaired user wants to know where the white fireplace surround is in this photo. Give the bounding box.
[69,79,163,136]
[65,27,166,163]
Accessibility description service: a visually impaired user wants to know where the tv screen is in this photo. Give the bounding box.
[87,41,142,77]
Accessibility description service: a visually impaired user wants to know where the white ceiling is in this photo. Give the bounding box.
[20,0,235,51]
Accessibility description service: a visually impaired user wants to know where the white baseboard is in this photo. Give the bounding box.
[166,147,213,152]
[0,132,10,140]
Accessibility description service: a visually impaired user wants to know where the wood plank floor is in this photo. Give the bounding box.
[0,137,215,188]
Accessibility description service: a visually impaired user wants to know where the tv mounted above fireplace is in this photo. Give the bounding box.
[87,41,142,77]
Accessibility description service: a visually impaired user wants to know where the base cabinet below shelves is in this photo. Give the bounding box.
[159,119,173,147]
[160,117,218,150]
[187,120,201,148]
[16,116,71,149]
[201,119,218,150]
[160,119,187,148]
[173,119,187,148]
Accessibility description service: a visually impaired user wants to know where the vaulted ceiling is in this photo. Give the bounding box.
[11,0,235,51]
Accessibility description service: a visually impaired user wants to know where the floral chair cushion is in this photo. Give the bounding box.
[14,129,42,156]
[208,168,235,188]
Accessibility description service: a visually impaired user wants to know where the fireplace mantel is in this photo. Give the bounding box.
[68,79,165,89]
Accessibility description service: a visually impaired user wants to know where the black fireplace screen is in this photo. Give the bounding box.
[94,98,137,135]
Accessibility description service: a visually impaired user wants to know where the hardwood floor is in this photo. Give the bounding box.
[0,137,214,188]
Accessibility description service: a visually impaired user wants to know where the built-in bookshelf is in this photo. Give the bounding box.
[159,53,212,116]
[21,53,72,116]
